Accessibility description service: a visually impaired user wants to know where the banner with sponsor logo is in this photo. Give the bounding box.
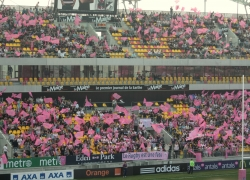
[187,160,239,171]
[74,168,122,179]
[122,151,168,161]
[11,170,73,180]
[42,85,189,92]
[57,15,116,23]
[66,154,122,165]
[133,163,187,175]
[5,156,65,169]
[239,160,250,169]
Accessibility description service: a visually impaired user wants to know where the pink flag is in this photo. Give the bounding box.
[12,117,19,124]
[15,51,21,57]
[104,118,114,125]
[75,116,84,125]
[140,143,145,150]
[137,26,142,33]
[85,96,93,107]
[162,31,168,37]
[2,154,7,164]
[154,27,161,33]
[60,108,69,114]
[144,29,149,35]
[152,123,165,134]
[187,37,193,45]
[28,20,37,26]
[82,147,90,157]
[90,52,96,58]
[28,92,33,97]
[175,5,179,10]
[35,138,42,146]
[131,105,140,111]
[113,93,121,99]
[94,134,101,140]
[90,36,98,42]
[20,111,29,118]
[44,98,53,103]
[64,118,72,125]
[137,14,144,19]
[38,49,45,55]
[145,102,153,107]
[181,7,185,11]
[53,129,61,133]
[43,123,53,129]
[50,39,60,44]
[74,124,81,131]
[74,14,81,25]
[87,129,95,135]
[15,93,22,99]
[22,14,30,20]
[75,131,84,138]
[6,109,15,117]
[0,17,8,23]
[73,139,82,146]
[240,20,246,28]
[37,115,46,123]
[194,99,201,106]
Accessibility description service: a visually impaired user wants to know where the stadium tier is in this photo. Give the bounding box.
[0,3,250,163]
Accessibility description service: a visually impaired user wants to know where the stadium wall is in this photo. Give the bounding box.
[2,89,248,107]
[1,58,250,66]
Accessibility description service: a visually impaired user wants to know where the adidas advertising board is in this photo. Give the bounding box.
[134,164,187,175]
[11,170,73,180]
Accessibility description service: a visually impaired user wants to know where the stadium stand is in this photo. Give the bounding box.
[0,2,250,160]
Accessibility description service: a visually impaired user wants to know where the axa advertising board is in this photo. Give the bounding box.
[11,170,73,180]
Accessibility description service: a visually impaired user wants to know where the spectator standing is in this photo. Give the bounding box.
[173,142,179,159]
[3,144,8,159]
[188,159,195,174]
[123,161,128,178]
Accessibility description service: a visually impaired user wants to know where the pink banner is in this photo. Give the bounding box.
[122,151,168,161]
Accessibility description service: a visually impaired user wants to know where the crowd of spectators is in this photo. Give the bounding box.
[109,10,250,59]
[0,90,249,160]
[0,94,165,158]
[0,6,126,58]
[164,90,249,158]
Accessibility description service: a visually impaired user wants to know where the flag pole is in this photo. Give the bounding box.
[238,75,246,180]
[242,75,244,170]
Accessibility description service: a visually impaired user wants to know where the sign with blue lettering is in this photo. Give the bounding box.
[11,170,74,180]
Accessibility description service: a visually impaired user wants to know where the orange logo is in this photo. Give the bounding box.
[115,168,121,176]
[86,170,109,177]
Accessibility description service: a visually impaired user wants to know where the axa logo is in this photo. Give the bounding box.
[171,84,186,90]
[47,86,63,92]
[148,85,162,90]
[47,172,64,178]
[17,174,38,180]
[74,85,90,91]
[155,165,180,173]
